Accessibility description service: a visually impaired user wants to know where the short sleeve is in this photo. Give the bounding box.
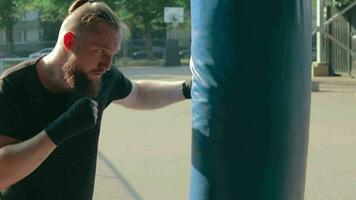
[108,68,133,101]
[0,93,22,139]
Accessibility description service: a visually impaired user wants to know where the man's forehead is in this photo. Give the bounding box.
[84,29,121,51]
[91,40,120,51]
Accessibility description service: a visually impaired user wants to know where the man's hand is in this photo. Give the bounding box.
[45,97,98,146]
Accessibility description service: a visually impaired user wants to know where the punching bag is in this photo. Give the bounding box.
[189,1,312,200]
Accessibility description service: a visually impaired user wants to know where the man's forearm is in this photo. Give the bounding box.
[0,97,97,189]
[134,80,187,109]
[0,131,56,189]
[116,80,188,110]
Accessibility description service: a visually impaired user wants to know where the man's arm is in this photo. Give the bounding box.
[114,80,191,110]
[0,97,98,189]
[0,132,56,190]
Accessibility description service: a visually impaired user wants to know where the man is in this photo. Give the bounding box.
[0,0,191,199]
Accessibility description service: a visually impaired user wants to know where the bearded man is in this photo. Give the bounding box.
[0,0,191,199]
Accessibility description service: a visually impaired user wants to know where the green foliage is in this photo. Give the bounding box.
[333,0,355,6]
[115,0,188,35]
[0,0,28,28]
[112,0,189,60]
[0,0,30,55]
[31,0,73,23]
[1,0,190,56]
[25,0,189,37]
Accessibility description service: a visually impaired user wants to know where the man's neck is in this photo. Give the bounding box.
[36,50,71,93]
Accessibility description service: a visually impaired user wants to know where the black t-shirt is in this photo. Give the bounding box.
[0,58,132,200]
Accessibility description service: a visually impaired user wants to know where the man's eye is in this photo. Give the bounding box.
[95,49,104,55]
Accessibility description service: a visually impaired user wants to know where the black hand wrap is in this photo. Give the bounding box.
[182,79,192,99]
[45,97,98,146]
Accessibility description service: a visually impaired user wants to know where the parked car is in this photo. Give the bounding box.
[28,47,54,58]
[179,48,191,59]
[130,46,165,59]
[0,51,6,58]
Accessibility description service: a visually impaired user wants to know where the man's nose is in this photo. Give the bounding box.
[100,55,113,71]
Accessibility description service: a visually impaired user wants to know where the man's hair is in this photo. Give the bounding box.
[63,0,127,39]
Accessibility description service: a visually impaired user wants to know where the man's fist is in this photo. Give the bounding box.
[45,97,99,146]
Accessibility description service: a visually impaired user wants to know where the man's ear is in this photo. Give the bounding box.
[63,32,77,51]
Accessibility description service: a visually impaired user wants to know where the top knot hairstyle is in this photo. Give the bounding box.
[68,0,91,13]
[63,0,127,39]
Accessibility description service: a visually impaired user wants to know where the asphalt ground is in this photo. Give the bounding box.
[93,66,356,200]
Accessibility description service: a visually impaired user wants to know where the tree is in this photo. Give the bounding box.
[32,0,73,23]
[31,0,127,41]
[26,0,190,60]
[31,0,74,41]
[115,0,188,60]
[0,0,27,56]
[31,0,126,53]
[333,0,355,7]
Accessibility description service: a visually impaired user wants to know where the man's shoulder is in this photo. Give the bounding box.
[0,58,37,80]
[0,58,38,95]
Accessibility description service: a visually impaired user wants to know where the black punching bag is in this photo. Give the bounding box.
[189,0,312,200]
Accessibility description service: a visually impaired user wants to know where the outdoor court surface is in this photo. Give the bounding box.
[93,66,356,200]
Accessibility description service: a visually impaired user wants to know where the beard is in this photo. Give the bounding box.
[62,55,102,97]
